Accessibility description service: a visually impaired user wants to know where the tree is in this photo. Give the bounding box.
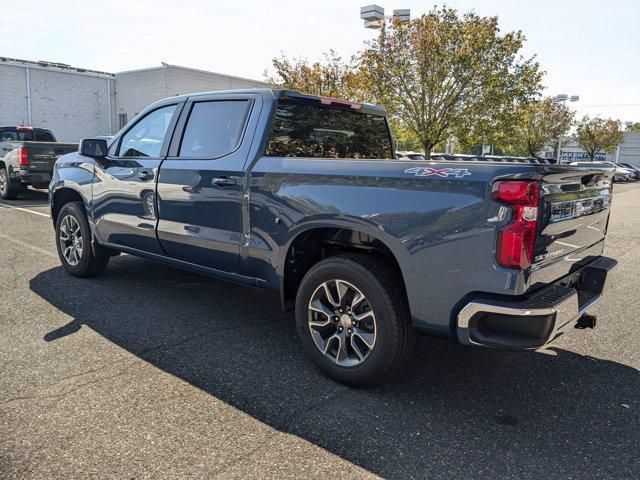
[509,97,574,157]
[264,50,363,101]
[575,116,625,161]
[359,7,543,157]
[391,120,422,151]
[626,122,640,132]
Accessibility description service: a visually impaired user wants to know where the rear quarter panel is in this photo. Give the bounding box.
[0,142,22,174]
[248,157,540,335]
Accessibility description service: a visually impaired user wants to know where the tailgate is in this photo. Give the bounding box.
[23,142,77,172]
[534,165,614,271]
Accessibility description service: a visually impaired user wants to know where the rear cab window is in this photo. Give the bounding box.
[34,130,55,142]
[0,127,54,142]
[265,96,393,159]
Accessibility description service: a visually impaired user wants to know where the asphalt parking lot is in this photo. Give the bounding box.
[1,183,639,479]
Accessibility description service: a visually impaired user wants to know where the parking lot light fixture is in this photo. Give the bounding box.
[553,93,580,162]
[360,4,410,29]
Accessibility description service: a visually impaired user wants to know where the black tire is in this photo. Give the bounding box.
[295,253,415,386]
[0,167,19,200]
[55,201,109,277]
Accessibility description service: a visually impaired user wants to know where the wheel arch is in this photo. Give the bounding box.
[51,186,89,225]
[279,220,411,312]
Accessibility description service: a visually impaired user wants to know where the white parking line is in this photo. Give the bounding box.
[0,203,50,218]
[0,232,57,258]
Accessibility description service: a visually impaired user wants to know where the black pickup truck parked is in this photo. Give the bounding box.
[0,126,77,199]
[49,89,617,385]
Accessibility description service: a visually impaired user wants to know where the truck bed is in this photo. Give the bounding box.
[1,140,77,188]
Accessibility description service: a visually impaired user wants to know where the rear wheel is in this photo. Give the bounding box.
[55,201,109,277]
[0,167,19,200]
[295,254,415,386]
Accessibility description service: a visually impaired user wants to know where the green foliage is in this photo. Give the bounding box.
[389,119,422,152]
[264,50,363,101]
[359,7,543,156]
[575,116,625,161]
[507,97,574,157]
[626,122,640,132]
[266,7,544,158]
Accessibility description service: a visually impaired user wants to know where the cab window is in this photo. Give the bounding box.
[178,100,249,158]
[34,130,55,142]
[265,97,392,159]
[117,105,177,158]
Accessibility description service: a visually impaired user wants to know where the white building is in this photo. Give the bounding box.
[0,57,268,142]
[555,131,640,167]
[616,132,640,168]
[114,64,267,131]
[0,57,115,142]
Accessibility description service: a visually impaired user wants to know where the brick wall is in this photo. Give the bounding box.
[1,61,266,142]
[114,66,268,130]
[0,63,115,142]
[0,65,30,126]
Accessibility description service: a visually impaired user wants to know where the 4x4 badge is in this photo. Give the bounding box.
[404,166,471,178]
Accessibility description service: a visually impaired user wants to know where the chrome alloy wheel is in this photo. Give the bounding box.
[0,170,7,196]
[307,279,377,367]
[59,215,83,266]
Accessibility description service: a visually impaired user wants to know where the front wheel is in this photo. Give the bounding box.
[55,201,109,277]
[295,254,415,386]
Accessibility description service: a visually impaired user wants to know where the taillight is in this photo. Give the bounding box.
[491,180,540,270]
[18,146,29,166]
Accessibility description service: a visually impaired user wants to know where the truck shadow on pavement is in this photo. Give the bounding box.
[30,255,639,479]
[0,187,49,207]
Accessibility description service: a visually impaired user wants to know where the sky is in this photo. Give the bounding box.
[1,0,638,123]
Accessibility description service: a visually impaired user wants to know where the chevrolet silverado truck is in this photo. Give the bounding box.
[49,89,617,385]
[0,126,77,199]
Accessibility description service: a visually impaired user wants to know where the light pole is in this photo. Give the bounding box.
[360,5,410,29]
[360,5,413,154]
[552,94,579,163]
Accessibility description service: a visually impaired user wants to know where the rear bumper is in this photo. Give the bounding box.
[457,256,617,349]
[18,169,52,185]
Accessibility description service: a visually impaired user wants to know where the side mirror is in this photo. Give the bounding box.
[79,138,108,158]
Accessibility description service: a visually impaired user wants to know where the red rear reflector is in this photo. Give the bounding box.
[319,97,362,110]
[18,146,29,166]
[491,181,540,270]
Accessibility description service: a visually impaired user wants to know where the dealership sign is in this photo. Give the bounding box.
[559,151,606,163]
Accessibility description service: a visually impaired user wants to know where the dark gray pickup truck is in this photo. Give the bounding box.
[49,89,617,385]
[0,126,77,199]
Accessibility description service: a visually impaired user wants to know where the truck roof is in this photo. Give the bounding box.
[0,125,53,131]
[149,88,387,116]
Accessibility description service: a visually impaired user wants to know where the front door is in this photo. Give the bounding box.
[156,95,259,272]
[92,103,181,254]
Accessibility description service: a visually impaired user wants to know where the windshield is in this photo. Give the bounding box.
[265,97,393,159]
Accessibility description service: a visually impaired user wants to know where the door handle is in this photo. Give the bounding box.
[137,170,154,181]
[212,176,237,187]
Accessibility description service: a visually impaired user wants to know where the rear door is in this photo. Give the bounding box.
[92,102,182,254]
[156,93,260,272]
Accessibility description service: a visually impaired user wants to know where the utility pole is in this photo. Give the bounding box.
[552,94,579,163]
